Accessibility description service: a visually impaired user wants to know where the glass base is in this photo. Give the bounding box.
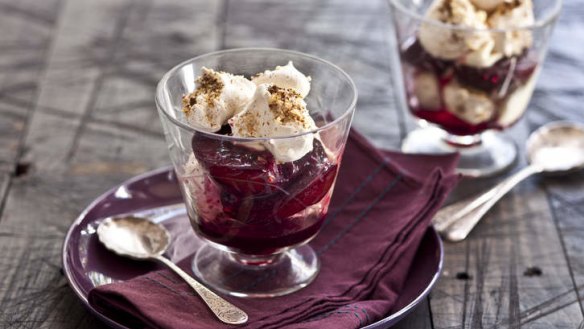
[401,127,517,177]
[192,244,320,298]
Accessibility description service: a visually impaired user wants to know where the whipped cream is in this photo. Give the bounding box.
[182,67,255,132]
[443,81,495,124]
[463,37,502,68]
[229,84,317,162]
[252,61,311,98]
[419,0,534,67]
[488,0,534,57]
[182,63,317,162]
[419,0,491,61]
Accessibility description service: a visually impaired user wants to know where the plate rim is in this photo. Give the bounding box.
[61,166,444,329]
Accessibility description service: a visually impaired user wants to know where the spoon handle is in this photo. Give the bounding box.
[439,165,542,242]
[432,184,501,233]
[155,255,248,325]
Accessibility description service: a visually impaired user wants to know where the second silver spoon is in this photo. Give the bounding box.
[434,121,584,242]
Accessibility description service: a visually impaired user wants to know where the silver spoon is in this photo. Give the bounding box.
[433,121,584,242]
[96,216,248,325]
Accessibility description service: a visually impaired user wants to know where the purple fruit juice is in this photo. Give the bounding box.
[181,128,338,255]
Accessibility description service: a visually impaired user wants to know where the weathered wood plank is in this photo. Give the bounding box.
[0,0,221,327]
[0,174,107,329]
[0,174,10,214]
[432,183,584,328]
[545,174,584,319]
[0,0,63,217]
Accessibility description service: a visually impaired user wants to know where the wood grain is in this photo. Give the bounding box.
[0,0,583,328]
[0,0,219,327]
[0,0,62,219]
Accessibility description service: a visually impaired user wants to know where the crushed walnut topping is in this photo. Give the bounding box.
[438,0,454,19]
[267,85,309,128]
[181,69,225,117]
[235,110,260,136]
[436,0,487,25]
[436,0,528,27]
[493,0,523,15]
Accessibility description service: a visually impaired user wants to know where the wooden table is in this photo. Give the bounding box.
[1,0,582,328]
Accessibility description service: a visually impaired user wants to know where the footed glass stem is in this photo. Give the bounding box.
[193,244,320,298]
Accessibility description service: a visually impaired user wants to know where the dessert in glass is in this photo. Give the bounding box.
[389,0,561,177]
[155,49,356,297]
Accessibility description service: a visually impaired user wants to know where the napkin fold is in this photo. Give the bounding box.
[88,131,459,329]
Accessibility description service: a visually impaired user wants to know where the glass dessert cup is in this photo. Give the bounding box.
[156,48,357,297]
[389,0,561,177]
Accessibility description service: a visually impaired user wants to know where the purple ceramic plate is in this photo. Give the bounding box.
[62,167,443,329]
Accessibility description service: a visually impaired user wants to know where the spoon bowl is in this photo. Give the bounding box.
[526,121,584,174]
[97,216,170,259]
[96,216,248,325]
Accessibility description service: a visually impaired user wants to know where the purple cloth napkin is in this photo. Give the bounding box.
[88,131,459,329]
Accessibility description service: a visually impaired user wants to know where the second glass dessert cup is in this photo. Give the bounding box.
[389,0,561,177]
[156,49,356,297]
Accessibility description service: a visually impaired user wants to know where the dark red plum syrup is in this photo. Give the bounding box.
[188,127,338,255]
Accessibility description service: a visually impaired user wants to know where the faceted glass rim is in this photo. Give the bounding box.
[388,0,562,33]
[155,47,358,142]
